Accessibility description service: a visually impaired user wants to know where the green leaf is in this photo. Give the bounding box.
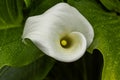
[0,0,44,68]
[0,0,23,29]
[0,56,55,80]
[100,0,120,13]
[68,0,120,80]
[0,27,43,68]
[24,0,32,8]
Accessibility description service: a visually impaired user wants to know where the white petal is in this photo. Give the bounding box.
[22,3,94,62]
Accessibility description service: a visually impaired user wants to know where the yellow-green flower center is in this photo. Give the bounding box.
[61,39,68,47]
[60,36,73,48]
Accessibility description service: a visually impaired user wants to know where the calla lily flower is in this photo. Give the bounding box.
[22,3,94,62]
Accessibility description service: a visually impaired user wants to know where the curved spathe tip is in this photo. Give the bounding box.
[49,32,87,62]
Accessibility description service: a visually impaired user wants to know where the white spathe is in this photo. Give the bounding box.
[22,3,94,62]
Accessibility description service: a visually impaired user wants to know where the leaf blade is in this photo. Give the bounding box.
[68,0,120,80]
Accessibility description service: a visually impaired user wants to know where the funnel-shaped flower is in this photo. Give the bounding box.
[22,3,94,62]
